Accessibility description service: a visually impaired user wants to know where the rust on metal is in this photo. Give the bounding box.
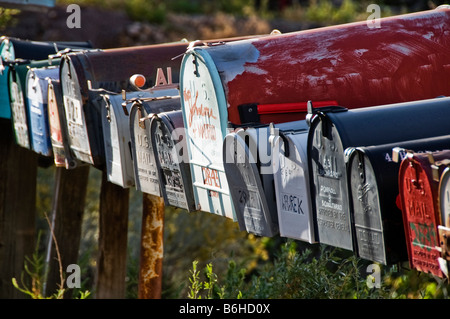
[139,193,165,299]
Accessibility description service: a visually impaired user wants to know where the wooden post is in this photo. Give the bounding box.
[44,165,90,298]
[0,120,38,298]
[138,193,165,299]
[95,169,129,299]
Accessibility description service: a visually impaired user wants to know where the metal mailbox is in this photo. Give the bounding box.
[223,120,309,236]
[0,37,91,119]
[307,97,450,251]
[150,110,196,211]
[8,59,57,149]
[271,124,316,243]
[128,90,181,195]
[25,66,60,157]
[60,42,188,167]
[398,150,450,278]
[101,88,177,188]
[223,127,278,236]
[345,135,450,265]
[48,78,79,169]
[435,158,450,276]
[181,7,450,127]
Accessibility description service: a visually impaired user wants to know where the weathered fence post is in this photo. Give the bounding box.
[95,169,129,299]
[0,120,38,298]
[138,193,165,299]
[44,165,90,298]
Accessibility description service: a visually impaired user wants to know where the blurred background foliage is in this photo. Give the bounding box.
[4,0,450,299]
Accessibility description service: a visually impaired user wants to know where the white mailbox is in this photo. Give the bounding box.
[272,125,316,243]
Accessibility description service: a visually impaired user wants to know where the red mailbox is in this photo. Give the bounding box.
[182,7,450,126]
[398,150,450,278]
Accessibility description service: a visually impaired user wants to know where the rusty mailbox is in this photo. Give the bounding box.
[60,42,188,167]
[25,65,60,157]
[129,90,181,195]
[0,36,91,119]
[149,110,196,211]
[345,135,450,265]
[271,124,316,243]
[307,97,450,251]
[398,150,450,278]
[47,78,79,169]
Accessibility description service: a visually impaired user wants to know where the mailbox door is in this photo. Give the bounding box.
[180,49,235,219]
[60,56,95,165]
[150,110,196,211]
[347,150,387,263]
[308,116,353,251]
[129,95,181,195]
[223,130,278,236]
[273,130,316,243]
[101,93,139,188]
[26,66,59,157]
[398,151,450,277]
[47,79,65,166]
[8,67,29,148]
[0,38,15,119]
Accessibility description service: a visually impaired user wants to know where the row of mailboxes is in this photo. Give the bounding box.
[179,6,450,222]
[3,7,450,278]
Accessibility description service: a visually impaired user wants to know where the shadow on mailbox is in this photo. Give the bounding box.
[345,135,450,265]
[307,97,450,252]
[398,149,450,278]
[150,110,196,212]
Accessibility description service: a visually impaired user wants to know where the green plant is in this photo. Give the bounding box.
[12,214,91,299]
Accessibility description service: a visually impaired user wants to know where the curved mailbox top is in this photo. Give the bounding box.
[345,135,450,265]
[26,66,60,157]
[398,149,450,278]
[150,110,196,211]
[181,7,450,126]
[128,89,181,195]
[272,124,316,243]
[308,96,450,251]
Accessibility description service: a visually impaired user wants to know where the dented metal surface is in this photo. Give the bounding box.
[308,97,450,251]
[150,110,196,211]
[26,66,60,157]
[183,8,450,126]
[60,42,188,167]
[398,150,450,278]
